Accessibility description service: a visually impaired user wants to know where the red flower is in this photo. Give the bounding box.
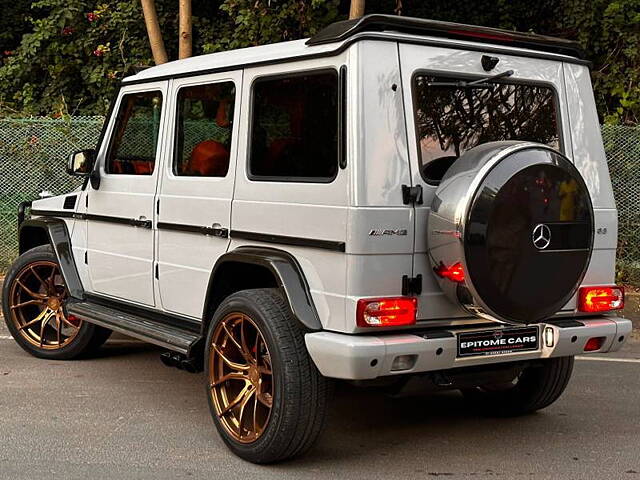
[62,27,75,36]
[86,12,97,22]
[3,50,13,56]
[93,48,104,57]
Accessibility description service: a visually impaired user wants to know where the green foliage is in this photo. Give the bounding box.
[0,1,178,116]
[0,0,637,125]
[560,0,640,125]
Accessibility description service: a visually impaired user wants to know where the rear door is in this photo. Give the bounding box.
[86,81,168,306]
[155,72,241,318]
[398,44,571,320]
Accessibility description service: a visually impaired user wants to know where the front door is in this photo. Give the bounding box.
[86,81,168,306]
[155,72,241,318]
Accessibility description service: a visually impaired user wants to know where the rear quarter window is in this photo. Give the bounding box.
[412,74,560,184]
[248,70,339,182]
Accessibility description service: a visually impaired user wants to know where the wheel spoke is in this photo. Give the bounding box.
[47,266,57,292]
[10,299,45,310]
[29,266,49,292]
[237,388,256,436]
[17,307,49,331]
[239,316,254,362]
[252,393,259,435]
[55,312,62,346]
[40,310,56,347]
[209,372,248,387]
[221,320,246,358]
[213,345,250,371]
[218,383,254,418]
[15,279,47,299]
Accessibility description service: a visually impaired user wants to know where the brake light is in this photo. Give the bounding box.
[356,297,417,327]
[578,286,624,313]
[435,262,465,283]
[447,29,514,43]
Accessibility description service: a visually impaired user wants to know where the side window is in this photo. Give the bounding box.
[249,71,339,182]
[106,91,163,175]
[174,82,235,177]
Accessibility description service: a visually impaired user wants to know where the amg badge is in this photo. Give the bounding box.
[369,229,408,237]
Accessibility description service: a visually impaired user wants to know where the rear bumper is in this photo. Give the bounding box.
[305,317,632,380]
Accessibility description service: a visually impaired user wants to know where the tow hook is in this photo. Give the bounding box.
[432,372,453,387]
[160,352,201,373]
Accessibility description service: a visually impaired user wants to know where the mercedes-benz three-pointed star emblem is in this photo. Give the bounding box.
[532,223,551,250]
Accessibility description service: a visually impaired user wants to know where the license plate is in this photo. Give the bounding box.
[457,326,539,358]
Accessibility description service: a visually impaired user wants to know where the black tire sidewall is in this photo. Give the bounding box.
[204,288,322,463]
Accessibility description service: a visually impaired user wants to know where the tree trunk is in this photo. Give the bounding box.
[179,0,192,59]
[140,0,169,65]
[349,0,365,19]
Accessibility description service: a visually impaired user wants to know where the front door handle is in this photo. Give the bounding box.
[130,216,152,229]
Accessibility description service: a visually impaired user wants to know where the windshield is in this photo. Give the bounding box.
[412,74,560,183]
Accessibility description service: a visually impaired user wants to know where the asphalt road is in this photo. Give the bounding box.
[0,319,639,480]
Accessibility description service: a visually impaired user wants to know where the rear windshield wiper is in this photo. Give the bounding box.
[426,70,514,88]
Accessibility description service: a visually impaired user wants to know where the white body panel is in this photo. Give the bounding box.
[231,54,350,332]
[85,81,168,306]
[155,71,242,318]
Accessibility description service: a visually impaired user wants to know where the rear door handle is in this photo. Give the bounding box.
[204,223,228,238]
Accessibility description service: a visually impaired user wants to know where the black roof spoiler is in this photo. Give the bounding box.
[307,14,585,60]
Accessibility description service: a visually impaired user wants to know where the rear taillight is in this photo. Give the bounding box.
[578,286,624,313]
[356,297,417,327]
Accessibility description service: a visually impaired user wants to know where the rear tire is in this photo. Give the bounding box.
[2,244,112,360]
[205,288,332,463]
[462,357,574,416]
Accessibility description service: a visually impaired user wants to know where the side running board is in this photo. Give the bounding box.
[67,301,202,356]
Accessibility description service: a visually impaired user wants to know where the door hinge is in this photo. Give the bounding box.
[84,251,88,264]
[155,264,159,279]
[402,185,423,205]
[402,274,422,296]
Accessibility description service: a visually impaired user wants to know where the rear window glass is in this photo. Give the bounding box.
[412,75,560,184]
[249,71,339,182]
[174,82,235,177]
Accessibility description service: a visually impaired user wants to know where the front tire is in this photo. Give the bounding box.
[205,288,332,463]
[462,357,574,416]
[2,245,112,360]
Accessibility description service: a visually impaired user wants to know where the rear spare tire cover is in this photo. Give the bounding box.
[428,141,593,324]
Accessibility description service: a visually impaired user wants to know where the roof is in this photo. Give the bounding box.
[308,15,585,59]
[123,15,586,85]
[124,39,338,84]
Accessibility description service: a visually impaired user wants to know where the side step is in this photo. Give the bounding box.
[67,300,202,356]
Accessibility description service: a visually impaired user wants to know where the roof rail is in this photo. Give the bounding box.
[307,14,585,60]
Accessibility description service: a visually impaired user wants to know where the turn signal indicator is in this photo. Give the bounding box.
[578,286,624,313]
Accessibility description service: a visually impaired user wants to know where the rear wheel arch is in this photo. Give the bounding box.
[202,247,322,335]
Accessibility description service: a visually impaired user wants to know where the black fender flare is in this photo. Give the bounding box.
[19,217,84,300]
[202,247,322,333]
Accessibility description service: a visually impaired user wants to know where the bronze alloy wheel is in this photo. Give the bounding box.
[209,313,274,444]
[8,260,81,350]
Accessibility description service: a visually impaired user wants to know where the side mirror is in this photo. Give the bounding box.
[66,149,95,176]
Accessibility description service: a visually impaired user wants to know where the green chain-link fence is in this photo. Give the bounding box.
[0,117,102,271]
[1,117,639,285]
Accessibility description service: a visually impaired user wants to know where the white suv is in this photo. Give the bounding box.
[3,15,631,463]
